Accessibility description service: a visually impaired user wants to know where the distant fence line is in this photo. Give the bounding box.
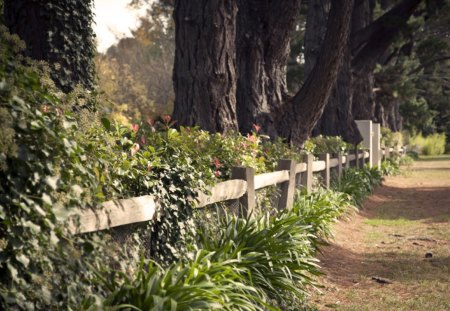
[67,120,406,234]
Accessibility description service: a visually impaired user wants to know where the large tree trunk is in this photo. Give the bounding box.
[277,0,354,145]
[310,0,362,144]
[351,0,376,120]
[235,0,301,136]
[4,0,95,92]
[172,0,238,132]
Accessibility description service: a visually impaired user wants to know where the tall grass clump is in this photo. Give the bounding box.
[101,251,268,311]
[196,212,321,309]
[408,133,446,155]
[292,189,356,241]
[332,166,382,206]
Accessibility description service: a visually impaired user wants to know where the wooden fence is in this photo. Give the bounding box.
[67,120,405,234]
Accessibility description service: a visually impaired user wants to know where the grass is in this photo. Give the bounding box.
[363,218,417,227]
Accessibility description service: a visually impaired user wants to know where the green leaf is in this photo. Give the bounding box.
[101,117,111,131]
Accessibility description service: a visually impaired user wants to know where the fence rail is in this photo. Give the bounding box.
[67,120,406,234]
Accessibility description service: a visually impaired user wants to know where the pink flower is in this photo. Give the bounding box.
[130,143,140,156]
[252,123,261,133]
[247,134,257,143]
[146,117,155,127]
[131,124,139,133]
[213,157,221,168]
[140,135,146,145]
[42,105,49,113]
[214,170,221,177]
[162,115,171,124]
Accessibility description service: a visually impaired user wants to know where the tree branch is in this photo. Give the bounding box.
[351,0,422,75]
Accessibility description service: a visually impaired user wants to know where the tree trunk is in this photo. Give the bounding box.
[351,0,376,121]
[235,0,301,136]
[172,0,238,132]
[277,0,354,145]
[309,0,362,144]
[4,0,95,92]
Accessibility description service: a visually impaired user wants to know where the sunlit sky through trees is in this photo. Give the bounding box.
[93,0,151,53]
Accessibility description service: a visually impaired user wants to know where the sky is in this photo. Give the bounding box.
[93,0,151,53]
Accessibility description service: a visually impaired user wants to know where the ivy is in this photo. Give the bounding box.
[3,0,95,93]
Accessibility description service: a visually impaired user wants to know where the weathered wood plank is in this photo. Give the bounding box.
[312,160,326,172]
[196,180,248,208]
[69,195,157,234]
[329,158,339,168]
[254,170,289,190]
[295,162,307,173]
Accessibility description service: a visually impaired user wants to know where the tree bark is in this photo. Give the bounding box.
[172,0,238,132]
[4,0,95,92]
[235,0,301,136]
[310,0,362,144]
[351,0,376,121]
[277,0,354,145]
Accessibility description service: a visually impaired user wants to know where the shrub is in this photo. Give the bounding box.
[306,135,352,154]
[408,132,446,155]
[381,127,403,148]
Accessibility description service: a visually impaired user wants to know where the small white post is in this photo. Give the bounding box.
[372,123,381,167]
[355,120,373,167]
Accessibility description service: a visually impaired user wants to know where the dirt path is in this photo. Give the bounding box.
[312,155,450,311]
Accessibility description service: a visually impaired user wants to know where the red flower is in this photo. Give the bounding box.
[131,124,139,133]
[252,123,261,133]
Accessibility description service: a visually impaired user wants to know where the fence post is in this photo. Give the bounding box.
[355,120,373,167]
[337,151,343,179]
[354,148,360,168]
[319,153,330,188]
[231,167,255,217]
[277,159,296,210]
[345,152,351,169]
[372,123,381,167]
[301,153,313,192]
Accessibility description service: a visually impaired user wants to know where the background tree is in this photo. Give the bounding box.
[96,3,175,122]
[3,0,95,92]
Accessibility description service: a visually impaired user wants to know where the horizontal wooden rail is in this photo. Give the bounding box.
[254,170,289,190]
[329,158,339,168]
[312,160,326,172]
[295,162,307,173]
[196,180,248,208]
[68,195,157,234]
